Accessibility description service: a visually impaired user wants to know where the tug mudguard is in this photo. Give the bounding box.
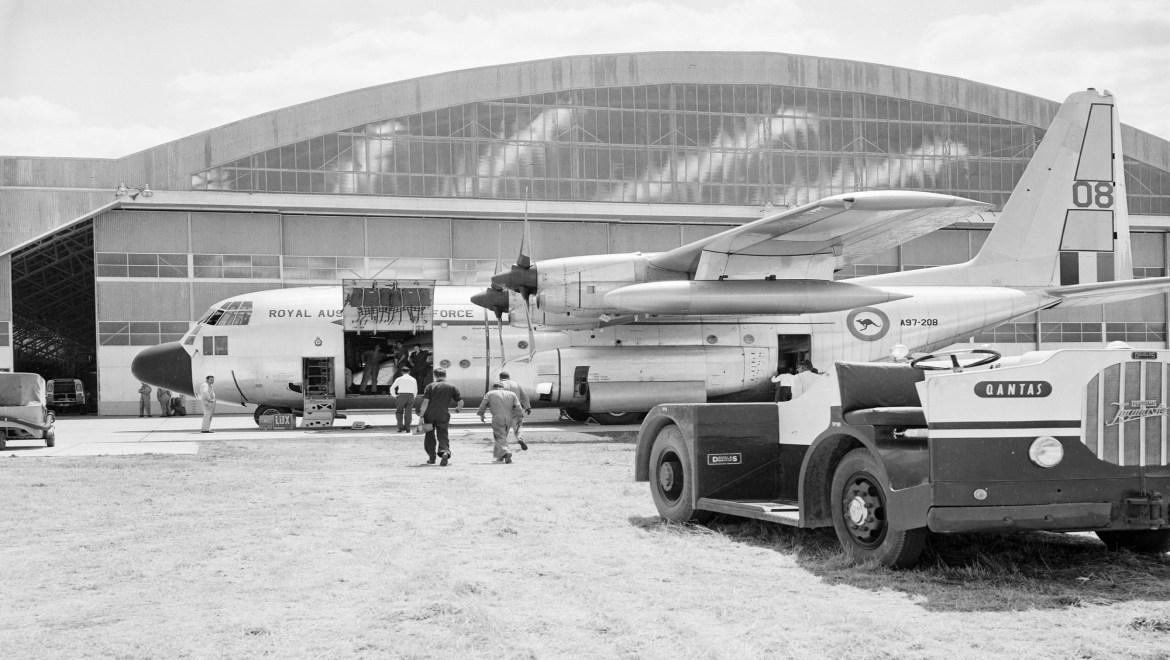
[795,362,933,530]
[636,403,781,504]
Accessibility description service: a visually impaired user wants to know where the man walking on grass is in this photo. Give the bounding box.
[418,368,462,466]
[477,382,524,464]
[497,371,530,451]
[391,368,418,433]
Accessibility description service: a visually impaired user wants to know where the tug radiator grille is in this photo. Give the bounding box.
[1084,361,1170,467]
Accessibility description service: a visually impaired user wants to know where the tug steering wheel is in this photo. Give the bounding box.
[910,348,1001,373]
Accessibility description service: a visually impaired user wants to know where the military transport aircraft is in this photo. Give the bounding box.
[132,89,1170,426]
[476,89,1170,418]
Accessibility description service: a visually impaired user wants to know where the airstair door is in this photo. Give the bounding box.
[301,357,336,428]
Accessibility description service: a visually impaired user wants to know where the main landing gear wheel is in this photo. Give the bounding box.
[1096,529,1170,554]
[253,405,292,426]
[830,448,926,568]
[910,348,1001,372]
[591,411,643,425]
[561,407,590,422]
[648,425,714,524]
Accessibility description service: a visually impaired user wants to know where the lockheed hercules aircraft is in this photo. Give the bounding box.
[476,89,1170,418]
[132,89,1170,425]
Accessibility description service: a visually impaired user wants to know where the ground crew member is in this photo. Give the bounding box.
[791,361,827,398]
[478,382,524,464]
[198,375,216,433]
[138,382,152,417]
[391,369,418,433]
[360,344,385,394]
[418,368,462,466]
[497,371,530,450]
[771,367,794,402]
[156,387,172,417]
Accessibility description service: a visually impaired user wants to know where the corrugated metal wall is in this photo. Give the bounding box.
[282,215,365,256]
[192,282,282,315]
[190,212,281,254]
[94,210,189,253]
[611,224,682,253]
[97,282,191,320]
[366,217,452,257]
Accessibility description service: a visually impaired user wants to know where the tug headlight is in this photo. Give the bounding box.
[1028,436,1064,468]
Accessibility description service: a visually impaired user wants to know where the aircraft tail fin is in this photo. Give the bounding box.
[861,89,1132,289]
[968,88,1131,287]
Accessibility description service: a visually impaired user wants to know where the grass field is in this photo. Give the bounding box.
[2,432,1170,658]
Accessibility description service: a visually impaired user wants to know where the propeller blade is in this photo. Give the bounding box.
[483,308,493,393]
[521,295,536,361]
[495,312,506,363]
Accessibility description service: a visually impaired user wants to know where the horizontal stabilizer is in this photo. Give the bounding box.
[1045,276,1170,307]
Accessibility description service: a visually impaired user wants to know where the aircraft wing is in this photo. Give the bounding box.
[648,191,991,279]
[1044,276,1170,307]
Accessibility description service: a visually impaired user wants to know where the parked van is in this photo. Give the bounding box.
[46,378,87,414]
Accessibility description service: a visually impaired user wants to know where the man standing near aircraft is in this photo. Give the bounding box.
[478,382,524,464]
[156,387,172,417]
[198,375,216,433]
[418,368,462,466]
[138,382,152,417]
[360,344,384,394]
[790,361,826,398]
[497,371,530,451]
[391,369,418,433]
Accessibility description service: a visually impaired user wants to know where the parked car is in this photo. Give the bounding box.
[46,378,87,414]
[0,372,56,450]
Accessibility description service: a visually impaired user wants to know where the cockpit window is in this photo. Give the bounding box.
[200,301,253,326]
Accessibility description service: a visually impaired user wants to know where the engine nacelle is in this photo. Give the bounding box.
[534,253,685,317]
[500,344,772,413]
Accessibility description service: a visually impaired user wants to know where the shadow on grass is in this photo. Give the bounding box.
[630,515,1170,612]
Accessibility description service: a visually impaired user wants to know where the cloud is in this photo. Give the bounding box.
[0,96,176,158]
[897,0,1170,139]
[164,1,836,132]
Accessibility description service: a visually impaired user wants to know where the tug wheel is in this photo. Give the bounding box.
[830,449,926,568]
[1096,529,1170,554]
[648,425,714,524]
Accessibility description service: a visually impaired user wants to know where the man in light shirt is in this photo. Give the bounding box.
[391,368,418,433]
[198,375,216,433]
[770,367,794,402]
[790,361,827,398]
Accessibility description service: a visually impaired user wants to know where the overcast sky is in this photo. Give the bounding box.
[1,0,1166,159]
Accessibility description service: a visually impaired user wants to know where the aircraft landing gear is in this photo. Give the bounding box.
[253,405,292,426]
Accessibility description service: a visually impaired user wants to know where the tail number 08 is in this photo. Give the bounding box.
[1072,181,1113,209]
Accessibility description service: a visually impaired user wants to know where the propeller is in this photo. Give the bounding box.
[475,199,539,360]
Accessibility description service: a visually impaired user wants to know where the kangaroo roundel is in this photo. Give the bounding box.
[846,307,890,341]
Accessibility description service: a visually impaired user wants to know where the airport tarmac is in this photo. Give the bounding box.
[1,409,640,458]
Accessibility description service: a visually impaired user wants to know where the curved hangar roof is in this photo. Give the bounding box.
[5,52,1170,216]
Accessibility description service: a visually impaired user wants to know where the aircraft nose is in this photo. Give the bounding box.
[131,342,195,397]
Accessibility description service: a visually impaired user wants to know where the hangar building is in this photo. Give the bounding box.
[2,52,1169,414]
